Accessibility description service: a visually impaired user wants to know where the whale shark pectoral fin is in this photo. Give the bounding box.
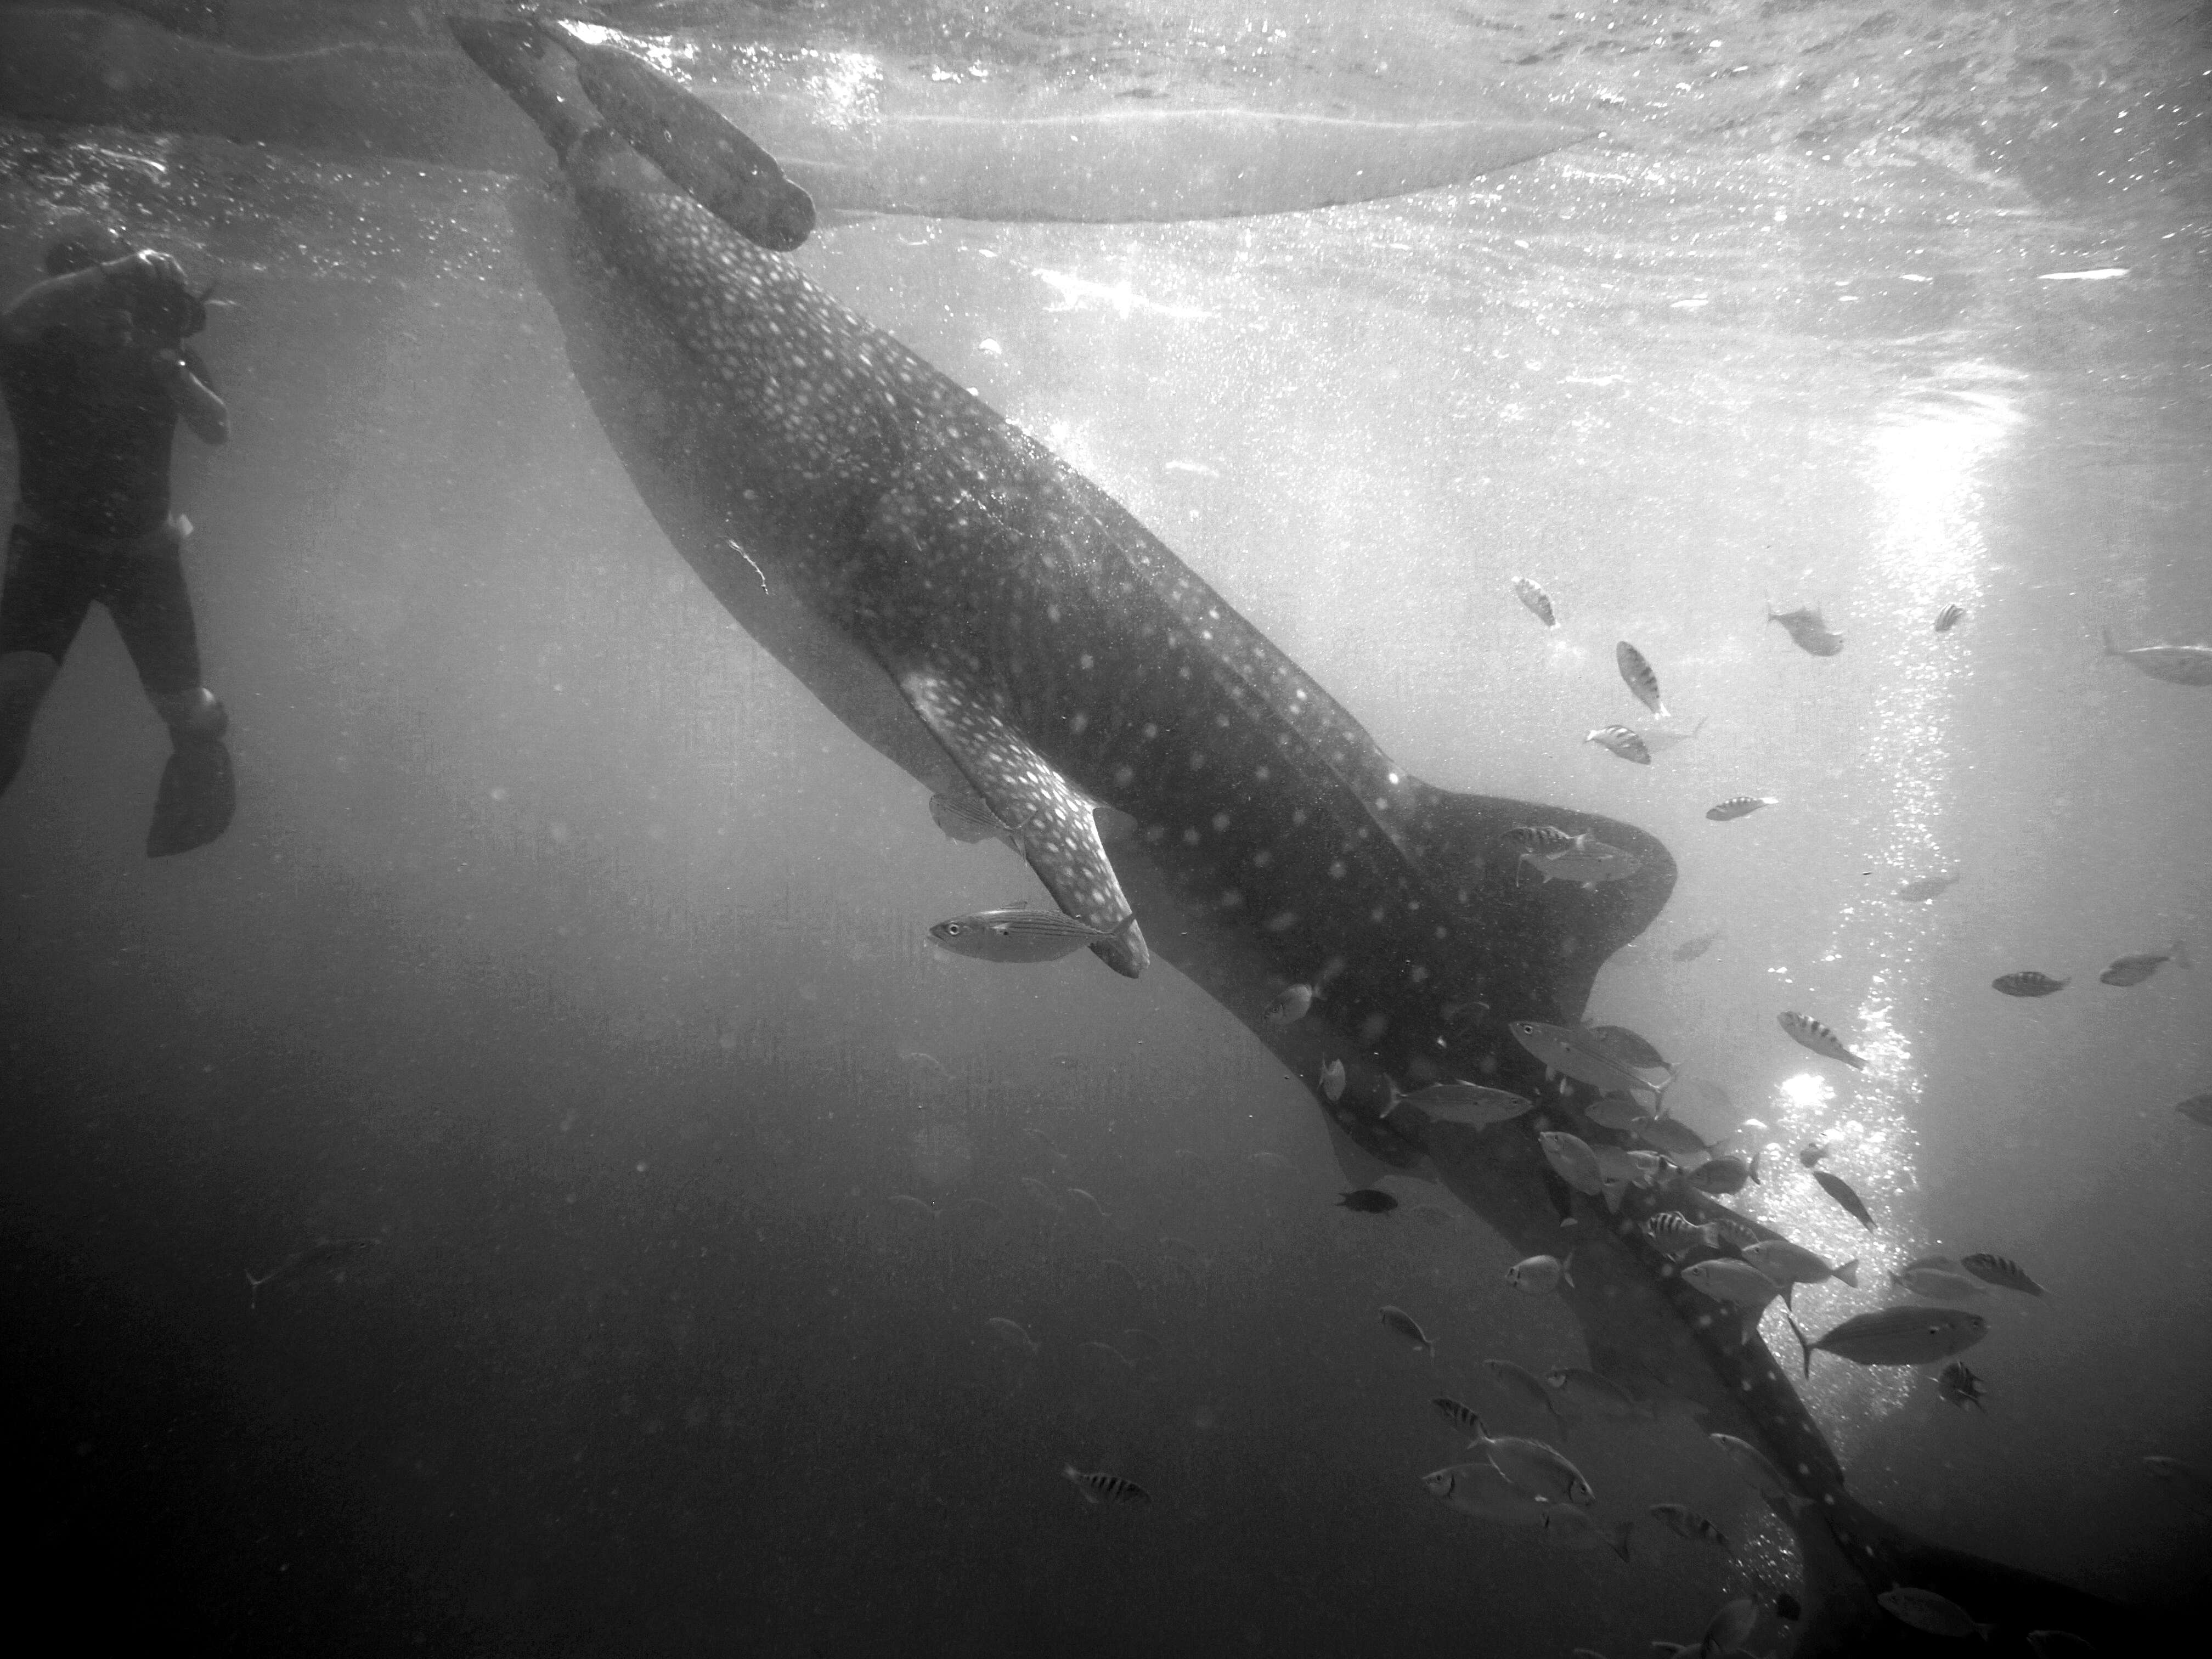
[895,666,1150,979]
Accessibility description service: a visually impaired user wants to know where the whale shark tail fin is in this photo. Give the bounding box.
[450,15,814,251]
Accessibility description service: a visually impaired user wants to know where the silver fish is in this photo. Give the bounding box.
[927,791,1016,846]
[1511,575,1558,628]
[1585,724,1652,765]
[1065,1187,1109,1218]
[1263,982,1315,1024]
[1812,1169,1876,1231]
[1080,1340,1136,1369]
[2100,938,2189,986]
[1537,1130,1605,1197]
[2102,626,2212,685]
[930,906,1137,963]
[1740,1239,1859,1294]
[1671,927,1724,961]
[1777,1011,1866,1069]
[2025,1633,2096,1658]
[1385,1079,1534,1131]
[1791,1305,1988,1375]
[1680,1258,1786,1311]
[1063,1464,1149,1505]
[1884,1274,1990,1309]
[1616,640,1669,718]
[1020,1176,1063,1212]
[1705,795,1778,821]
[1797,1139,1830,1169]
[1634,1115,1712,1165]
[1481,1358,1560,1419]
[1585,1094,1653,1133]
[1506,1251,1573,1295]
[1515,1023,1669,1107]
[1933,603,1965,633]
[2176,1092,2212,1127]
[1644,1212,1722,1257]
[1708,1432,1812,1515]
[1648,1502,1730,1549]
[885,1193,937,1220]
[1993,970,2068,997]
[1546,1367,1650,1421]
[1582,1023,1668,1071]
[987,1316,1040,1355]
[1379,1305,1436,1356]
[1892,873,1959,901]
[1460,1411,1596,1506]
[1318,1059,1346,1102]
[1520,833,1644,888]
[1421,1459,1551,1524]
[1686,1149,1761,1196]
[1878,1588,1993,1639]
[1769,605,1843,656]
[1960,1252,2044,1296]
[1696,1599,1759,1655]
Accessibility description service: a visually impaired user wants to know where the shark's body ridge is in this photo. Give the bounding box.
[456,21,2138,1651]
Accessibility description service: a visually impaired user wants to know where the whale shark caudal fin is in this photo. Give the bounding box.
[896,664,1148,978]
[450,18,813,252]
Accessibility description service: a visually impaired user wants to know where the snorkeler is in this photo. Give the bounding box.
[0,224,235,855]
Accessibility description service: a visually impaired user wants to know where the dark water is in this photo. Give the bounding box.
[2,2,2209,1652]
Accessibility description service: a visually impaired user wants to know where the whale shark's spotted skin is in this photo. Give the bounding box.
[458,21,2140,1649]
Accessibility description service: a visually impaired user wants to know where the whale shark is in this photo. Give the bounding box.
[453,19,2138,1651]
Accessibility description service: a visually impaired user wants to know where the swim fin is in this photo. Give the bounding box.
[146,733,234,856]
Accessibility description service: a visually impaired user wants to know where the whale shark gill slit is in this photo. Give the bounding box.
[454,20,2138,1647]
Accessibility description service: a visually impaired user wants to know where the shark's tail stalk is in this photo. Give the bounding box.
[447,15,814,251]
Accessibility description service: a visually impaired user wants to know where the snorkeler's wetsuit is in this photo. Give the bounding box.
[0,323,212,698]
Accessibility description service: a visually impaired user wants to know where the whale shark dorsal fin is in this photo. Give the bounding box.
[896,665,1149,979]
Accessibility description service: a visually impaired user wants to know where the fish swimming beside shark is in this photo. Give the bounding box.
[452,20,2137,1650]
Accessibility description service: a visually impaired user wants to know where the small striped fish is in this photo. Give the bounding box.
[1706,795,1778,821]
[1584,724,1651,765]
[1511,575,1558,628]
[1431,1395,1484,1437]
[1616,641,1669,718]
[1706,1212,1763,1250]
[1961,1252,2044,1296]
[929,905,1137,963]
[1992,970,2068,998]
[1643,1212,1721,1257]
[1933,603,1965,633]
[1063,1465,1149,1505]
[1504,823,1576,855]
[1777,1011,1866,1069]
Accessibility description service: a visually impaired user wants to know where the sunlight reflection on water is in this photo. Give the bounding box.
[1747,368,2022,1448]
